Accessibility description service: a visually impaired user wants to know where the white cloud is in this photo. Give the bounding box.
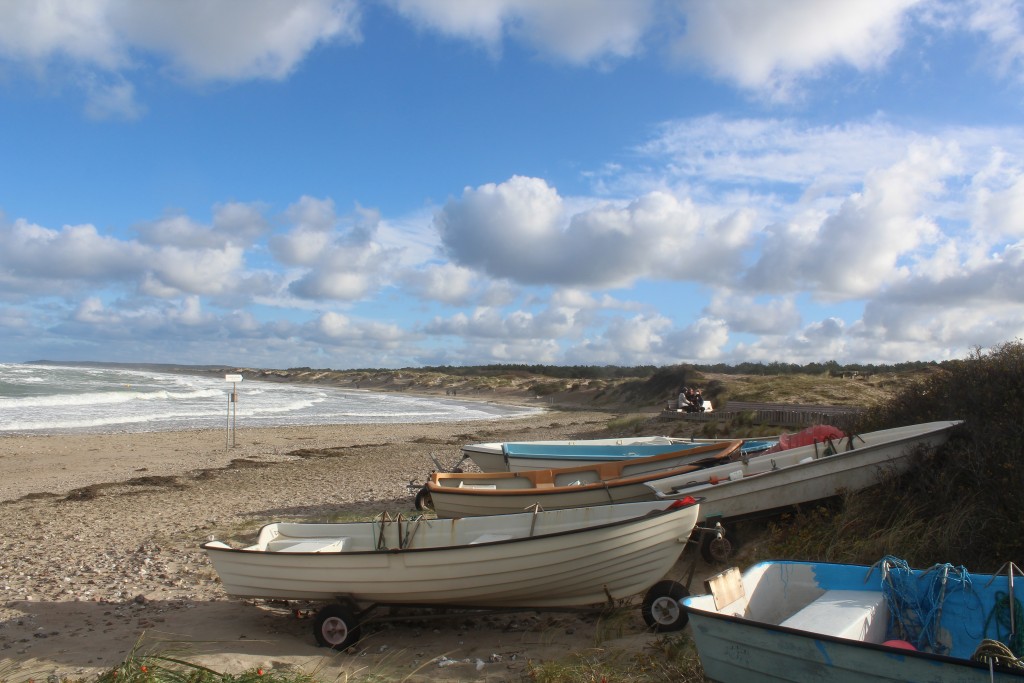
[82,75,145,120]
[743,140,960,298]
[388,0,655,64]
[270,197,402,302]
[148,245,248,296]
[313,311,407,347]
[635,116,918,200]
[706,294,802,335]
[0,0,361,115]
[1,218,147,282]
[137,203,269,249]
[402,263,478,305]
[111,0,361,81]
[671,0,922,98]
[965,0,1024,82]
[0,0,124,68]
[0,0,364,82]
[969,149,1024,243]
[435,176,754,288]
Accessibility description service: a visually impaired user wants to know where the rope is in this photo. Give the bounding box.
[972,639,1024,670]
[985,591,1024,656]
[880,556,972,654]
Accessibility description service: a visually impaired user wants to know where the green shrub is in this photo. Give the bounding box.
[772,340,1024,571]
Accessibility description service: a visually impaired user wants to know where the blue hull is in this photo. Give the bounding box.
[502,439,776,462]
[683,560,1024,682]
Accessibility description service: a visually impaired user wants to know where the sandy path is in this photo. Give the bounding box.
[0,409,713,682]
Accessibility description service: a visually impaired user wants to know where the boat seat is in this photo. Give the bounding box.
[469,533,513,545]
[265,537,350,553]
[457,482,497,489]
[779,589,888,642]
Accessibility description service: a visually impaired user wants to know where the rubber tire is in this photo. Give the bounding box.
[641,580,690,632]
[700,530,734,564]
[313,604,361,651]
[414,486,433,512]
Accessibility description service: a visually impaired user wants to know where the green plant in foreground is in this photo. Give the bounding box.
[525,634,704,683]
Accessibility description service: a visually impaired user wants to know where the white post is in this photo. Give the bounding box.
[225,374,243,448]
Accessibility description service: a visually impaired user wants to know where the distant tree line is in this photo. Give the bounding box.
[690,360,941,376]
[292,360,942,379]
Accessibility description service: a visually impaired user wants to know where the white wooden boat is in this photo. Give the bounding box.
[462,435,773,473]
[683,558,1024,682]
[203,499,701,649]
[424,440,742,518]
[645,421,960,527]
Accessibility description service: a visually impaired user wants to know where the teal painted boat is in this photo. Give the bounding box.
[683,558,1024,682]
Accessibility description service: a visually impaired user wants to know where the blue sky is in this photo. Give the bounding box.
[2,0,1023,369]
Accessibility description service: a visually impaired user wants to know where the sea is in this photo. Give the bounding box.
[0,363,540,435]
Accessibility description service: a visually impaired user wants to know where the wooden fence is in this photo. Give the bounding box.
[662,399,863,430]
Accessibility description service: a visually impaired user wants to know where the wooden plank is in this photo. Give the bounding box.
[705,566,745,611]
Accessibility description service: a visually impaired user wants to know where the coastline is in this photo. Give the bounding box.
[0,407,708,682]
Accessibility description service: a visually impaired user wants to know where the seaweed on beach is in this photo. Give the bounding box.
[61,475,186,502]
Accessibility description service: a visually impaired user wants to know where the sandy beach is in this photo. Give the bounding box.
[0,404,710,682]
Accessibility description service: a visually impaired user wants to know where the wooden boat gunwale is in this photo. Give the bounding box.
[428,440,744,497]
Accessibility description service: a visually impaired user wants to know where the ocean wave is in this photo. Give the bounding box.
[0,364,541,434]
[0,386,226,409]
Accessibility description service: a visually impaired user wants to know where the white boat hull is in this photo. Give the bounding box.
[648,421,959,523]
[203,500,699,607]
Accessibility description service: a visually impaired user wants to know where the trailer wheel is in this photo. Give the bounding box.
[414,486,433,512]
[700,531,733,564]
[314,604,360,650]
[641,580,690,631]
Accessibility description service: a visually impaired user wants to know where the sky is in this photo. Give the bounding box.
[1,0,1023,370]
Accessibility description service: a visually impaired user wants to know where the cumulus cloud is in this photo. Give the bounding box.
[1,218,147,282]
[136,202,269,249]
[0,206,279,303]
[671,0,922,99]
[435,176,754,288]
[314,311,406,344]
[269,196,403,302]
[743,140,959,298]
[401,263,480,305]
[563,314,729,365]
[0,0,361,80]
[0,0,361,116]
[706,294,802,335]
[969,149,1024,244]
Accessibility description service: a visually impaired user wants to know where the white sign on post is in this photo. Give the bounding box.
[225,374,243,448]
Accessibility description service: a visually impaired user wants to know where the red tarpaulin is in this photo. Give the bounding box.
[766,424,846,453]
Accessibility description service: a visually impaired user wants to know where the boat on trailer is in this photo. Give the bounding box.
[683,558,1024,682]
[647,421,960,526]
[423,440,743,518]
[203,498,702,650]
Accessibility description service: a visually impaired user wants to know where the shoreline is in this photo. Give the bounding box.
[0,408,552,504]
[0,409,714,683]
